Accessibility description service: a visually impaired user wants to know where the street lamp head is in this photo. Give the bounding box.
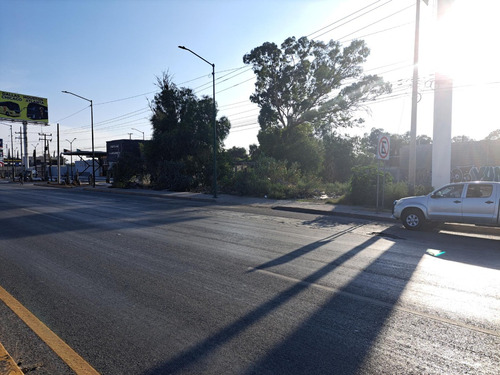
[178,45,186,50]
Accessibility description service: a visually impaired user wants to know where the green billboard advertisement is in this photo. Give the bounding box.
[0,90,48,124]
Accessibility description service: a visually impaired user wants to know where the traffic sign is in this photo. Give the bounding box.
[377,135,390,160]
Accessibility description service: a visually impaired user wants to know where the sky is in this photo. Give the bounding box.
[1,0,500,158]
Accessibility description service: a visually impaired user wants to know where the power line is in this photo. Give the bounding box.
[337,3,415,41]
[307,0,392,39]
[340,21,413,44]
[55,105,90,123]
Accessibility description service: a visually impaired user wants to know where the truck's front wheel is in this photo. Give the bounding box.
[402,209,424,230]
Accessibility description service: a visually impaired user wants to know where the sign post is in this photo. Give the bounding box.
[376,135,390,210]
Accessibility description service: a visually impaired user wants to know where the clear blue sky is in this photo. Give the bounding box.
[1,0,499,156]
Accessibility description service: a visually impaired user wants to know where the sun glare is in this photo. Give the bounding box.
[430,0,500,84]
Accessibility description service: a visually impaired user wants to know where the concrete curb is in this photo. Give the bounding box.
[82,187,217,203]
[34,182,395,223]
[272,206,396,223]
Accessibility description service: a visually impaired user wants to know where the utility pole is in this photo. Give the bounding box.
[23,121,29,170]
[57,123,60,184]
[15,127,24,178]
[66,137,76,180]
[408,0,429,194]
[39,132,52,181]
[31,143,39,176]
[10,125,14,181]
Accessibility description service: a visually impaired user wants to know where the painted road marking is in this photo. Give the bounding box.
[0,342,23,375]
[0,285,100,375]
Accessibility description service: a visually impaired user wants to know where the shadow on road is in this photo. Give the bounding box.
[142,227,421,375]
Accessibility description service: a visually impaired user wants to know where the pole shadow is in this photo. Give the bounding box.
[143,228,418,374]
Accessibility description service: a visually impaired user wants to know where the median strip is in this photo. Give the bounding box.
[0,286,100,375]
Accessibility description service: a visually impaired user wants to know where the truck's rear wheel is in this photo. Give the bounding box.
[402,209,424,230]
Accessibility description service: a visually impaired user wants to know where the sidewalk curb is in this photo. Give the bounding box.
[82,187,217,203]
[272,206,396,223]
[0,342,23,375]
[81,186,394,222]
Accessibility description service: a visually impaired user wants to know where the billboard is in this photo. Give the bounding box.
[0,90,48,124]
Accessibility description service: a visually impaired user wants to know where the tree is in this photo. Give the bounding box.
[416,134,432,145]
[248,144,261,160]
[226,146,248,163]
[145,74,231,191]
[484,129,500,141]
[243,36,390,174]
[452,135,473,143]
[243,36,391,136]
[323,133,355,182]
[257,122,324,174]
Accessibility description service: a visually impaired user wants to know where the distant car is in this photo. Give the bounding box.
[393,182,500,230]
[0,101,21,117]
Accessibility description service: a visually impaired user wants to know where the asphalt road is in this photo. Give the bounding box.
[0,184,499,375]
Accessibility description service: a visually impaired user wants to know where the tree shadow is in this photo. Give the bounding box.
[0,186,208,241]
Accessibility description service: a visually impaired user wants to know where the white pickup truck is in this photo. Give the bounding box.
[393,181,500,230]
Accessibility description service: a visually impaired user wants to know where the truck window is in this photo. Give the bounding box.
[435,184,464,198]
[466,184,493,198]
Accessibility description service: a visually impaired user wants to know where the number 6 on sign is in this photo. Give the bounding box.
[377,135,390,161]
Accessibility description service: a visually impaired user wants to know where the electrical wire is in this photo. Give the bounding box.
[307,0,393,39]
[337,3,415,41]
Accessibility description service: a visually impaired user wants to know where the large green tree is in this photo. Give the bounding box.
[243,36,391,172]
[145,74,231,191]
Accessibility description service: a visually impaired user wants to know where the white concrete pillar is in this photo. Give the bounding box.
[431,0,454,188]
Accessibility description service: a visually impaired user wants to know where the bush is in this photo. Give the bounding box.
[323,181,350,198]
[226,156,328,199]
[112,152,145,188]
[152,160,193,191]
[383,181,408,208]
[349,165,393,206]
[348,165,434,208]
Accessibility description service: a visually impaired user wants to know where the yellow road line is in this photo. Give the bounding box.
[0,286,100,375]
[0,342,23,375]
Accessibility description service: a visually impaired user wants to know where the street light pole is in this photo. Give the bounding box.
[178,45,217,198]
[66,138,76,180]
[62,90,96,187]
[131,128,145,140]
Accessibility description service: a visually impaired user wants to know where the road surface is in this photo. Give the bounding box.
[0,184,499,374]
